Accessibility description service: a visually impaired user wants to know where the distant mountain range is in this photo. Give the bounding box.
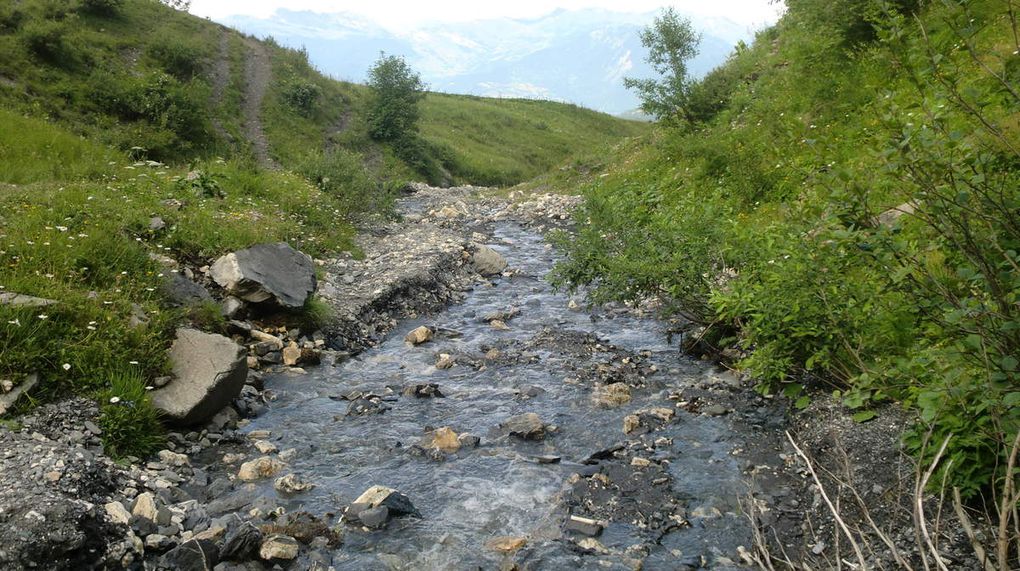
[220,8,755,115]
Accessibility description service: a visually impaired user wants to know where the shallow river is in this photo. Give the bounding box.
[239,220,755,569]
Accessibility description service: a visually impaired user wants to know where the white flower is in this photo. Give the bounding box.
[37,314,49,320]
[129,361,139,365]
[62,363,71,371]
[109,396,121,404]
[7,319,20,326]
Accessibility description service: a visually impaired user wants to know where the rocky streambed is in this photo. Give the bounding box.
[0,185,815,570]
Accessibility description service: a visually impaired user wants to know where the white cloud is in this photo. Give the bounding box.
[189,0,783,32]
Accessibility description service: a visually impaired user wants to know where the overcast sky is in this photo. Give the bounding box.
[188,1,784,31]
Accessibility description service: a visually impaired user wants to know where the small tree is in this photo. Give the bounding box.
[367,53,426,142]
[624,8,701,125]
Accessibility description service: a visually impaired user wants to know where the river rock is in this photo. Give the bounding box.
[347,485,419,527]
[565,515,604,537]
[150,328,247,426]
[238,457,286,481]
[221,296,245,318]
[435,354,455,369]
[592,383,632,408]
[259,534,299,561]
[132,492,160,522]
[404,326,433,345]
[501,413,547,440]
[157,539,219,571]
[402,383,444,398]
[486,536,527,553]
[274,473,314,494]
[220,522,262,561]
[419,426,460,453]
[282,342,301,366]
[470,244,508,276]
[210,242,316,308]
[105,501,132,526]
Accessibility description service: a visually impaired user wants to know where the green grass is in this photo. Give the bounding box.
[554,0,1020,497]
[420,94,648,186]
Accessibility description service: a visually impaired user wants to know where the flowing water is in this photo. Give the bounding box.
[237,218,760,569]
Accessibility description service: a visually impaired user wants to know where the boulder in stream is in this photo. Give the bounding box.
[501,412,547,440]
[470,244,508,276]
[150,328,247,426]
[209,242,316,308]
[346,485,419,528]
[404,325,433,345]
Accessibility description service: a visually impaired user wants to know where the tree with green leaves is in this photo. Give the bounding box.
[624,8,702,125]
[367,53,426,142]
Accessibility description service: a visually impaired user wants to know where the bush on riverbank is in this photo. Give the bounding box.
[553,0,1019,498]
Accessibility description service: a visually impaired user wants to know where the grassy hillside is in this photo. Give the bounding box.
[0,0,645,186]
[553,0,1019,498]
[0,0,643,455]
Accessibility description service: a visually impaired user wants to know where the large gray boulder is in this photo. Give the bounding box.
[150,328,247,426]
[209,243,316,309]
[470,244,508,276]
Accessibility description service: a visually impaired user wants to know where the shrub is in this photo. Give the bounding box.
[299,149,387,214]
[367,53,426,142]
[146,33,206,80]
[21,19,73,65]
[281,79,321,116]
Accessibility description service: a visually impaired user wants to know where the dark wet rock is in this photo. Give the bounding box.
[346,396,390,416]
[346,486,419,528]
[358,506,390,529]
[161,273,214,308]
[470,244,508,276]
[156,539,219,571]
[566,459,687,538]
[564,515,604,537]
[481,306,520,323]
[517,385,546,399]
[583,444,625,464]
[457,433,481,448]
[210,242,316,308]
[262,512,340,545]
[401,383,444,398]
[221,521,263,561]
[501,413,547,440]
[622,407,676,435]
[150,328,248,426]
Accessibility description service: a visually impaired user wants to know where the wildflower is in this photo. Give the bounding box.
[129,361,139,365]
[62,363,71,371]
[7,319,20,326]
[38,314,49,320]
[109,396,121,404]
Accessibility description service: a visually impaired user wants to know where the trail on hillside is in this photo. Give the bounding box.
[241,37,278,169]
[208,29,232,147]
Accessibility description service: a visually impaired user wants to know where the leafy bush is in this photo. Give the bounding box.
[281,79,321,116]
[367,53,426,142]
[20,19,74,64]
[147,33,206,80]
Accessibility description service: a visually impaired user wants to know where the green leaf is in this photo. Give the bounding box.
[852,410,877,423]
[1002,356,1018,372]
[795,396,811,409]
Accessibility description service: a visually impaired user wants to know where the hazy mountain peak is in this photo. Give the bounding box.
[221,7,750,113]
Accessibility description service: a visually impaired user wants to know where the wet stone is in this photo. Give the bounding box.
[402,383,444,398]
[501,413,547,440]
